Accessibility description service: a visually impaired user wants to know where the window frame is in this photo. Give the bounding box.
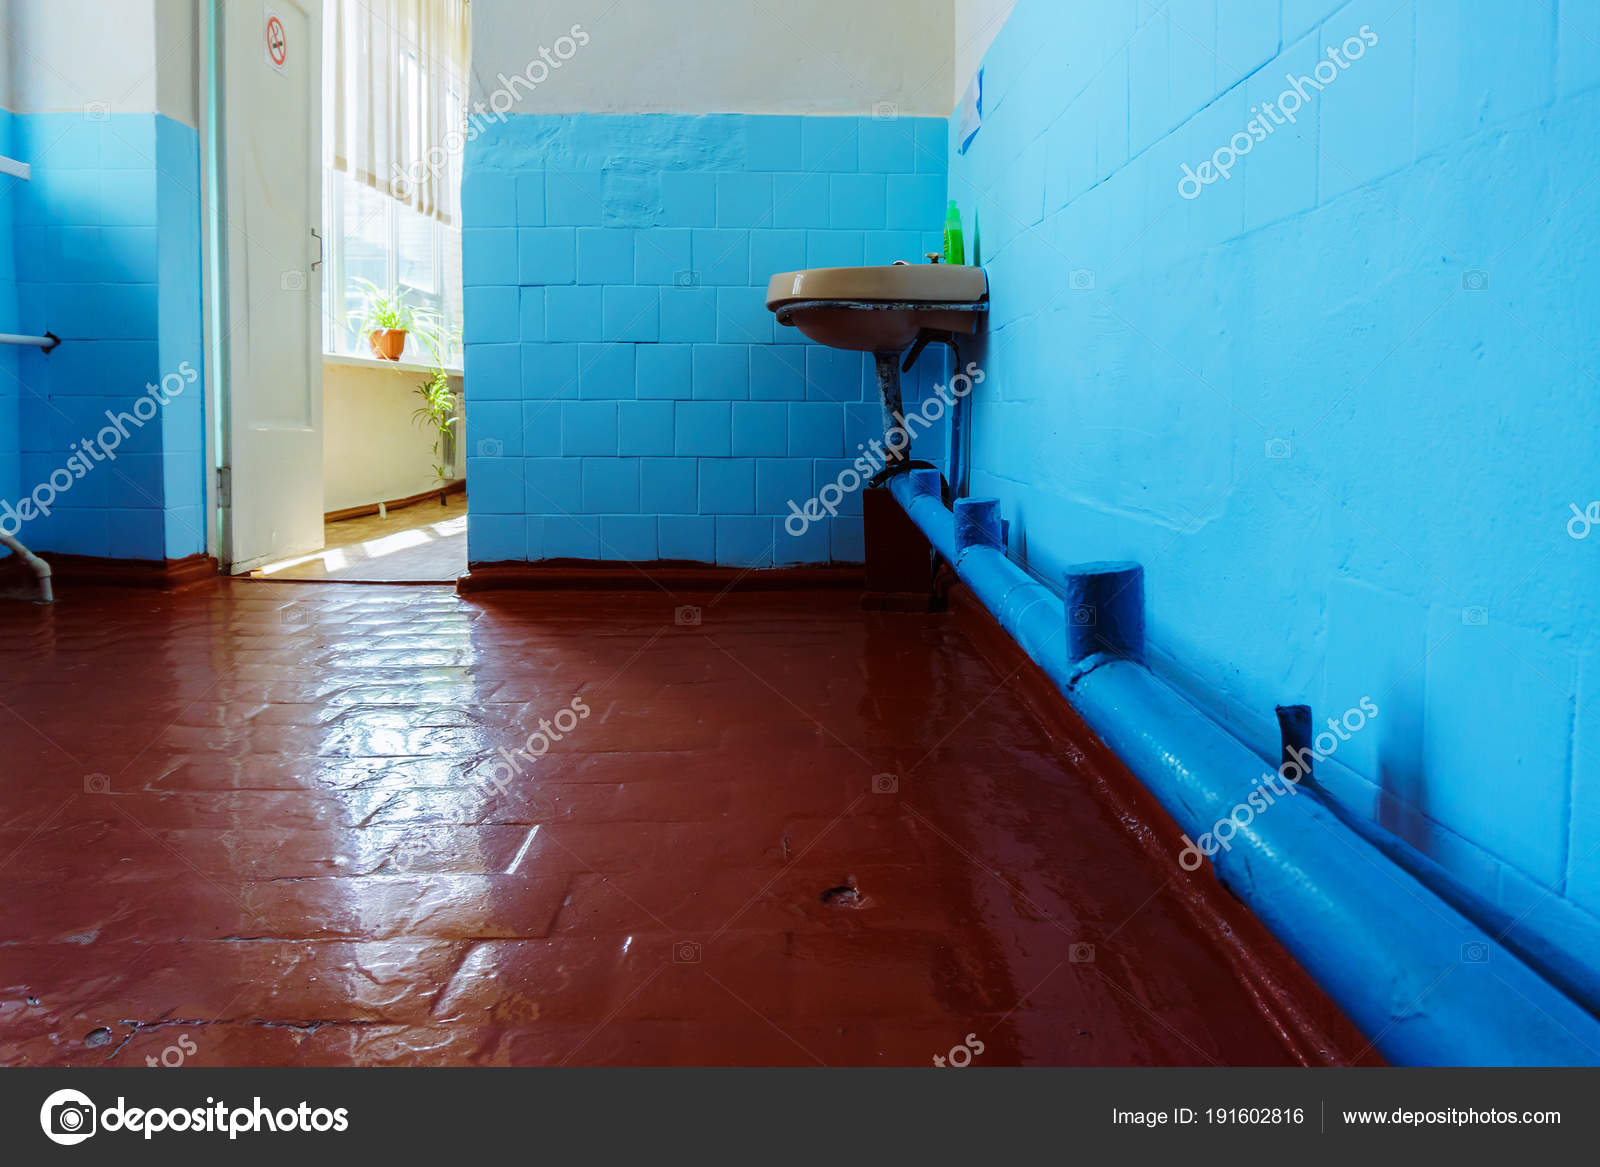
[321,170,464,372]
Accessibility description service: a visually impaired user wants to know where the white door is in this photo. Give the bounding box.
[217,0,324,572]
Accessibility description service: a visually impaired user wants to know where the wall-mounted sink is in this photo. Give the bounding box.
[766,263,989,466]
[765,264,988,353]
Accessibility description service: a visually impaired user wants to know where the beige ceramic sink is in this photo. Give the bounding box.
[766,264,989,353]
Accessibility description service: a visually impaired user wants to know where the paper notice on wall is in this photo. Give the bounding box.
[958,69,983,154]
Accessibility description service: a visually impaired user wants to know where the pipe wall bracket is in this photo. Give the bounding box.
[953,497,1004,557]
[1064,561,1144,666]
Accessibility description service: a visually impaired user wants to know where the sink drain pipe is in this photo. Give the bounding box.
[887,470,1600,1066]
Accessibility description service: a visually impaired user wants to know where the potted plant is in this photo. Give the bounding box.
[351,277,416,361]
[411,320,460,503]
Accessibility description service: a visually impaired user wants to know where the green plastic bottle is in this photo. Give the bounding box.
[943,200,965,265]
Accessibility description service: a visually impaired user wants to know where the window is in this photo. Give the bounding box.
[321,170,464,367]
[320,0,468,368]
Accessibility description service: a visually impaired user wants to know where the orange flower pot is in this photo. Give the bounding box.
[368,329,408,361]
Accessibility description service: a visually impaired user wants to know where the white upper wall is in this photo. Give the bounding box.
[156,0,201,128]
[470,0,955,116]
[0,0,10,114]
[1,0,1013,127]
[3,0,198,125]
[953,0,1016,103]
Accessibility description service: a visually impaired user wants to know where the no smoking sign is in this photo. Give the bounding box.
[265,6,288,74]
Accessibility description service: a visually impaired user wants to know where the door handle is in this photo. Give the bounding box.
[311,228,323,271]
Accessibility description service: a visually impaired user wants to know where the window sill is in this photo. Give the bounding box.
[323,351,463,377]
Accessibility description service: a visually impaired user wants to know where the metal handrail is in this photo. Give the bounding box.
[0,332,60,352]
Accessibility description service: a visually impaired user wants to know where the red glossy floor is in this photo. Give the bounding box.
[0,581,1370,1066]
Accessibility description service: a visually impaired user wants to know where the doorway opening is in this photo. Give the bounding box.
[254,487,465,582]
[205,0,469,585]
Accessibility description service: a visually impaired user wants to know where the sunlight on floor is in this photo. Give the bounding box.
[253,493,468,583]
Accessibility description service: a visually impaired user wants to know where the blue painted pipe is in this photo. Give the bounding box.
[1309,784,1600,1023]
[886,476,1600,1066]
[902,469,957,562]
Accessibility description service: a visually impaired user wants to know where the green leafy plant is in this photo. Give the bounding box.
[411,322,461,498]
[349,277,418,334]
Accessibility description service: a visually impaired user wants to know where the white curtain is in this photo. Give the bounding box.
[327,0,469,226]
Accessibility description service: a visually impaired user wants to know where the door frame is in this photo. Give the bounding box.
[200,0,223,566]
[200,0,325,574]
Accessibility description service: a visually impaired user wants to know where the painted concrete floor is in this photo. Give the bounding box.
[255,494,467,583]
[0,581,1365,1066]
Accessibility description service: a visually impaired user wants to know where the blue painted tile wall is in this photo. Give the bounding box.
[954,0,1600,956]
[2,112,206,562]
[461,113,950,568]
